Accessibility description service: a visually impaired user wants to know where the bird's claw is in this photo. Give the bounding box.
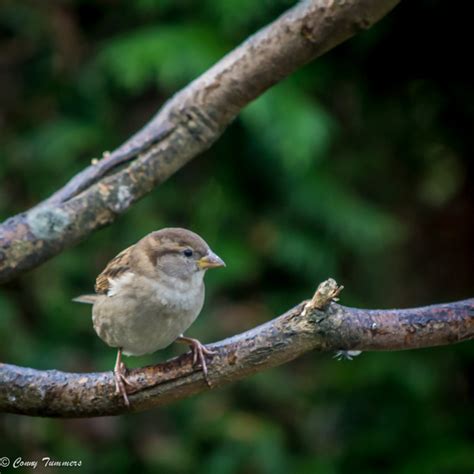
[114,353,133,407]
[187,338,217,387]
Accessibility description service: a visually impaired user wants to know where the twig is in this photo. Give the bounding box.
[301,278,344,315]
[1,280,472,417]
[0,0,400,284]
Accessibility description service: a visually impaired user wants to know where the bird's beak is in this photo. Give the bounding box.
[198,251,226,270]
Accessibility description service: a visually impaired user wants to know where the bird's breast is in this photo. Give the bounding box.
[92,274,205,356]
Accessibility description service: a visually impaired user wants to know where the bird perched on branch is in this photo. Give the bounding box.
[74,228,225,406]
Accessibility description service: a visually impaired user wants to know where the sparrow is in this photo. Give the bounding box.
[74,227,225,406]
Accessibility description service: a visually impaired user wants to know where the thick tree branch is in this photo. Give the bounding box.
[0,0,400,283]
[1,280,473,418]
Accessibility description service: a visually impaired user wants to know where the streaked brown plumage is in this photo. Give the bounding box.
[94,245,134,295]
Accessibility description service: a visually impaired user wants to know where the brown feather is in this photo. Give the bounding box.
[144,228,208,264]
[95,245,134,294]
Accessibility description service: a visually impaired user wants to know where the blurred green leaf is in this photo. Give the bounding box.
[242,82,335,175]
[286,173,406,253]
[99,24,227,92]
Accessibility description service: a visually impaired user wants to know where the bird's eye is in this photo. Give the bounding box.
[183,249,193,257]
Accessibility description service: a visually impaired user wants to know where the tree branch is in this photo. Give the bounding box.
[1,280,473,418]
[0,0,400,283]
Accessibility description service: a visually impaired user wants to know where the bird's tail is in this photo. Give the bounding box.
[72,294,98,304]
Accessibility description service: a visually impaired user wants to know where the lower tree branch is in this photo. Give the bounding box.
[0,0,400,284]
[1,280,472,418]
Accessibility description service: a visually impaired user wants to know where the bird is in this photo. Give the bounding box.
[74,227,225,406]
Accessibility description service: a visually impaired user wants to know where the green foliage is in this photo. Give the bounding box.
[242,81,335,173]
[1,0,473,473]
[99,25,226,91]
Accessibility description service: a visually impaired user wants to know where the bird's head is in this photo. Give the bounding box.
[139,227,225,281]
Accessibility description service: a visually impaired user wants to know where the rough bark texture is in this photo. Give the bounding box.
[0,0,400,284]
[1,285,473,418]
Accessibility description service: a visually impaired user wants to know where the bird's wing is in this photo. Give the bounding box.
[95,244,135,295]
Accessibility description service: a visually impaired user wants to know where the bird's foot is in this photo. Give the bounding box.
[114,352,133,407]
[178,336,217,387]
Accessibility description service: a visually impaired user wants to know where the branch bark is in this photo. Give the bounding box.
[1,280,473,418]
[0,0,400,283]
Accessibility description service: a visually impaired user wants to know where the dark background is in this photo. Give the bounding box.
[1,1,473,473]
